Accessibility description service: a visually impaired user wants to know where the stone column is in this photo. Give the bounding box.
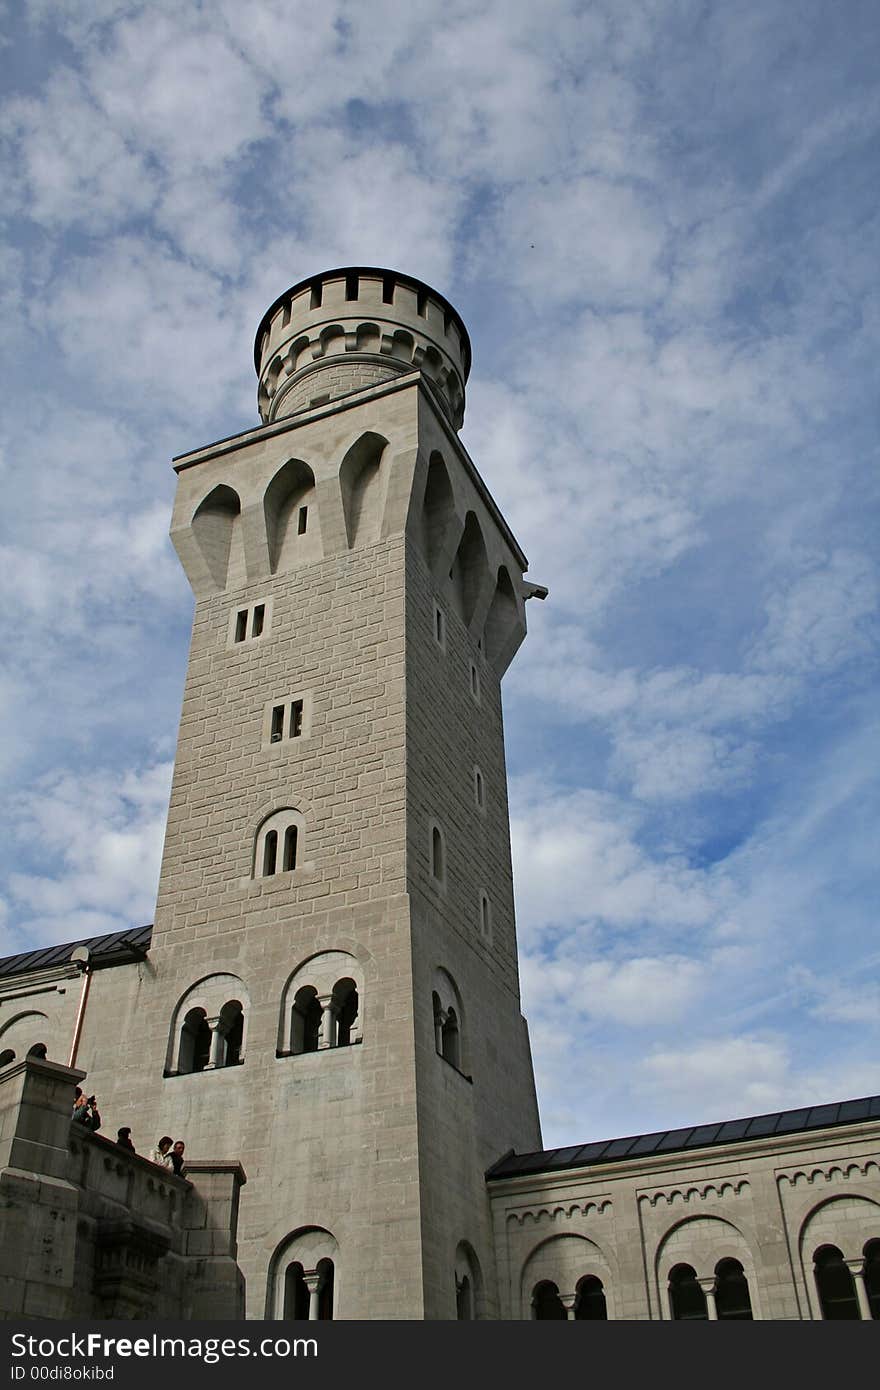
[319,997,338,1049]
[304,1271,322,1320]
[560,1292,577,1320]
[845,1260,872,1321]
[434,1007,445,1054]
[206,1017,224,1068]
[698,1277,718,1320]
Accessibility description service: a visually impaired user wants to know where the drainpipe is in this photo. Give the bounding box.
[68,946,92,1068]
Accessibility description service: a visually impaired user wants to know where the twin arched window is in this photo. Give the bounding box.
[668,1259,753,1320]
[168,975,249,1076]
[279,952,363,1056]
[814,1242,880,1320]
[532,1275,608,1320]
[177,999,245,1074]
[255,810,303,878]
[432,970,465,1072]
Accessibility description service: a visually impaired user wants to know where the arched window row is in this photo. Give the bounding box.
[814,1242,880,1320]
[532,1275,608,1320]
[168,957,364,1077]
[432,969,469,1078]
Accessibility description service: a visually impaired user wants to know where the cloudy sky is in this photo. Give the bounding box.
[1,0,877,1147]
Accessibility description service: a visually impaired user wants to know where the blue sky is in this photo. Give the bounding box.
[0,0,877,1147]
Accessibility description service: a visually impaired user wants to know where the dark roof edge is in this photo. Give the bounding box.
[0,924,153,980]
[253,266,472,380]
[485,1094,880,1181]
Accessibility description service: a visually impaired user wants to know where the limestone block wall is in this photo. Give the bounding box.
[404,399,542,1319]
[489,1120,880,1319]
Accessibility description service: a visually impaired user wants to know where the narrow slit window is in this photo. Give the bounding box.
[252,604,265,637]
[345,272,358,301]
[470,663,480,700]
[481,895,491,938]
[263,829,278,877]
[432,826,445,882]
[235,610,248,643]
[283,825,298,872]
[475,769,484,809]
[297,506,308,535]
[434,606,445,647]
[290,699,304,738]
[271,706,285,742]
[310,281,322,309]
[382,276,395,304]
[417,289,427,317]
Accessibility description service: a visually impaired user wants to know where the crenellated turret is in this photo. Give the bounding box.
[254,267,470,430]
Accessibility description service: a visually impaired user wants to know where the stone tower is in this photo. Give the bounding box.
[93,268,542,1318]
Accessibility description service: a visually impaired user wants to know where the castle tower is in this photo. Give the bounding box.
[83,268,542,1318]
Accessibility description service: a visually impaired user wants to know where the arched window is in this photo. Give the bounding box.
[317,1259,334,1320]
[574,1274,607,1320]
[218,1000,244,1067]
[479,894,492,942]
[167,972,250,1076]
[179,1008,212,1074]
[283,1262,310,1321]
[291,987,322,1054]
[263,830,278,876]
[283,825,298,872]
[532,1280,566,1320]
[332,978,358,1047]
[863,1240,880,1320]
[442,1006,460,1068]
[814,1245,860,1319]
[27,1043,48,1059]
[0,1049,14,1068]
[669,1264,708,1320]
[432,970,466,1074]
[431,824,445,883]
[456,1275,473,1320]
[474,766,485,810]
[270,1230,338,1320]
[255,809,304,880]
[279,951,364,1056]
[714,1258,753,1319]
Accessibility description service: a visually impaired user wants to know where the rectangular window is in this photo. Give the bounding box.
[345,272,358,301]
[417,289,427,317]
[227,598,272,649]
[271,705,285,742]
[382,276,395,304]
[290,699,304,738]
[262,690,310,749]
[310,281,322,309]
[298,506,308,535]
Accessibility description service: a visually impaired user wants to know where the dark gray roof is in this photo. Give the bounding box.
[0,924,152,979]
[486,1095,880,1181]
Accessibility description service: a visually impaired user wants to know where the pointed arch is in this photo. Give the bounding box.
[339,432,389,549]
[484,565,519,667]
[192,484,243,590]
[449,511,490,625]
[264,459,321,573]
[421,452,456,570]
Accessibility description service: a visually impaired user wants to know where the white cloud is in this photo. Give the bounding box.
[1,761,173,955]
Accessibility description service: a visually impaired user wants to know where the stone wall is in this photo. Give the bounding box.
[0,1058,245,1320]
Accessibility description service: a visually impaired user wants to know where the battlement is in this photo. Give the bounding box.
[254,267,470,430]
